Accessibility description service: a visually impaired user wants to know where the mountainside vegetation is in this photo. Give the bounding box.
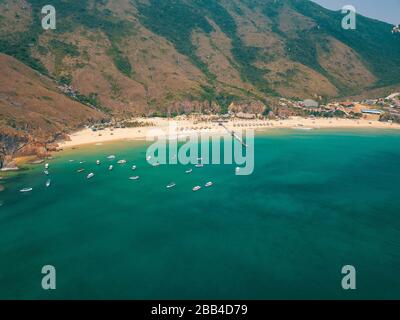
[0,0,399,162]
[1,0,399,112]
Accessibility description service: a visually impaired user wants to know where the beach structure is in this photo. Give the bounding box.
[361,109,383,115]
[302,99,319,108]
[339,102,355,108]
[386,93,400,100]
[236,112,256,119]
[218,122,248,148]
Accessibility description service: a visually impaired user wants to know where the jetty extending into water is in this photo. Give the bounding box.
[218,122,248,148]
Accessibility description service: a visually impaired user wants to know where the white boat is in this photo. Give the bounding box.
[166,183,176,189]
[235,167,240,173]
[79,161,86,164]
[117,160,127,164]
[146,156,152,161]
[44,170,49,175]
[131,165,137,170]
[77,168,85,173]
[129,176,140,180]
[20,188,33,193]
[87,173,94,179]
[185,168,193,174]
[44,163,49,169]
[96,160,101,165]
[45,179,51,187]
[109,165,113,171]
[153,162,160,167]
[192,186,201,192]
[195,164,204,168]
[107,155,116,160]
[205,182,213,187]
[69,160,75,163]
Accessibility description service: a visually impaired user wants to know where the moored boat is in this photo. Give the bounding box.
[185,168,193,174]
[20,187,33,193]
[192,186,201,191]
[46,179,51,187]
[166,183,176,189]
[205,181,213,187]
[87,173,94,179]
[117,160,127,164]
[129,176,140,180]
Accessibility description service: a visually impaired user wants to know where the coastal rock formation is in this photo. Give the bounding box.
[0,53,105,167]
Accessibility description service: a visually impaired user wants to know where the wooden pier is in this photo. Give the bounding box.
[218,122,248,148]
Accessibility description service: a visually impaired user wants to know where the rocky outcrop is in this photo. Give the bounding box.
[228,101,267,115]
[0,128,29,169]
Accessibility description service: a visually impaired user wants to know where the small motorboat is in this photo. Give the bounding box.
[146,156,152,161]
[195,164,204,168]
[96,160,101,165]
[185,168,193,174]
[166,183,176,189]
[129,176,140,180]
[44,163,49,169]
[107,155,116,160]
[109,165,113,171]
[77,168,85,173]
[235,167,240,173]
[152,162,160,167]
[44,170,50,175]
[117,160,127,164]
[69,160,75,163]
[131,165,137,170]
[87,173,94,179]
[79,161,86,164]
[205,182,213,187]
[192,186,201,192]
[45,179,51,187]
[20,188,33,193]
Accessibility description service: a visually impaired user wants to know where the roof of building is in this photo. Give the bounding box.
[386,93,400,100]
[302,99,319,108]
[361,109,383,114]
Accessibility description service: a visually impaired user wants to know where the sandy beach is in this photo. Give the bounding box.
[59,117,400,149]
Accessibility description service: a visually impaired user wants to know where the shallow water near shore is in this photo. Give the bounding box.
[1,129,400,299]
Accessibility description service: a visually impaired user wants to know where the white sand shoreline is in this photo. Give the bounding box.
[59,117,400,149]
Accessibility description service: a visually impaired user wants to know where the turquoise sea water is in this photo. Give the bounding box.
[0,129,400,299]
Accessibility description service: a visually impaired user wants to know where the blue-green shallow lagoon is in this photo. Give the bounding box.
[0,129,400,299]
